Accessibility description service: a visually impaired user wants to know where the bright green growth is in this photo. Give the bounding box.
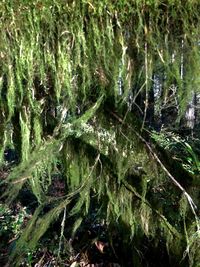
[1,1,200,266]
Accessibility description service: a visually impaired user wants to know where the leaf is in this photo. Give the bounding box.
[94,241,107,253]
[70,261,79,267]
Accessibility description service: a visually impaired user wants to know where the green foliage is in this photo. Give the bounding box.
[0,203,29,238]
[151,130,200,175]
[0,1,200,266]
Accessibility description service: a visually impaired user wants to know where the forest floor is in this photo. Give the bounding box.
[0,160,122,267]
[0,148,186,267]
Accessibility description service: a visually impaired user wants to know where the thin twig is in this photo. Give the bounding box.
[141,41,149,131]
[110,110,198,221]
[58,207,67,259]
[122,181,180,237]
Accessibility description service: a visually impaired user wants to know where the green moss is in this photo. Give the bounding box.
[1,1,200,265]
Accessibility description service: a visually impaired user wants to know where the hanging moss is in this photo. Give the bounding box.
[1,1,200,266]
